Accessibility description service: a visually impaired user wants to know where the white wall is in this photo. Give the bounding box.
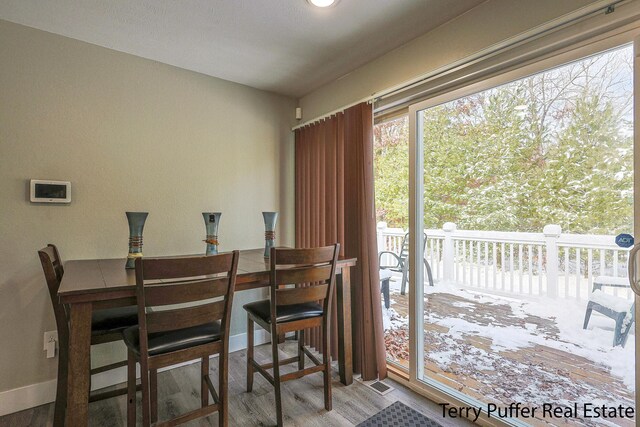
[0,19,295,395]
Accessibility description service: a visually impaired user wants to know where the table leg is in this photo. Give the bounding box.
[66,302,92,427]
[336,267,353,385]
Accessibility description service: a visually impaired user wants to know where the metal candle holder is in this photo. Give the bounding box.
[125,212,148,269]
[202,212,221,255]
[262,211,278,258]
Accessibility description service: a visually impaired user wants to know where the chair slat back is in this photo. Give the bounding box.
[274,246,336,265]
[270,245,340,319]
[275,283,329,306]
[135,252,239,355]
[140,255,233,280]
[275,265,333,286]
[399,232,428,260]
[145,300,226,333]
[143,277,230,307]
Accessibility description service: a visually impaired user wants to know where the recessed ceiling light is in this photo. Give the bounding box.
[308,0,338,7]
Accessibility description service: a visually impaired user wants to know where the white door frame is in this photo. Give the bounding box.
[404,29,640,426]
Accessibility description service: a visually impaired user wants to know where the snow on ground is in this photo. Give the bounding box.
[422,281,635,390]
[382,273,636,423]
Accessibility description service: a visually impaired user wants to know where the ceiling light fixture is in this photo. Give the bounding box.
[308,0,338,8]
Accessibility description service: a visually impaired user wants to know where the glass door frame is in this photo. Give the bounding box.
[402,28,640,425]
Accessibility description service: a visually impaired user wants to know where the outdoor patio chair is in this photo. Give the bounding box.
[583,275,635,347]
[378,232,434,296]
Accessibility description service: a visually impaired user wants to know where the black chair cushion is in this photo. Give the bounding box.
[91,306,138,335]
[122,322,222,356]
[243,299,323,324]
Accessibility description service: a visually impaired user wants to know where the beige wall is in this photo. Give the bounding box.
[298,0,602,120]
[0,20,295,393]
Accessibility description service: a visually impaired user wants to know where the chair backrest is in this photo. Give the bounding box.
[269,244,340,324]
[38,244,68,345]
[134,251,240,357]
[398,232,428,259]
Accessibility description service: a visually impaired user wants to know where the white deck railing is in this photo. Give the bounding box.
[377,222,632,301]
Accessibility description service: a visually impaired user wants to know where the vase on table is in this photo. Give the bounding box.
[202,212,221,255]
[125,212,148,269]
[262,211,278,258]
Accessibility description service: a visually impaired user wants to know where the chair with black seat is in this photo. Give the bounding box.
[244,244,340,427]
[38,244,139,427]
[123,251,239,427]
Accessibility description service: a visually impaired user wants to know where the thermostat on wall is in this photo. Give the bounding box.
[30,180,71,203]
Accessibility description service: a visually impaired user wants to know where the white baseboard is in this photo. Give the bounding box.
[0,329,270,417]
[0,379,58,418]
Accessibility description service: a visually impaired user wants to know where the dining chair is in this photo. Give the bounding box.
[123,251,239,427]
[243,244,340,426]
[38,244,139,427]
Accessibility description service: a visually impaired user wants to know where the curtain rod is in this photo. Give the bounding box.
[291,97,374,131]
[372,0,623,106]
[290,0,622,132]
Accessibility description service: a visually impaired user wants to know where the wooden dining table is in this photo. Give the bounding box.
[58,248,356,426]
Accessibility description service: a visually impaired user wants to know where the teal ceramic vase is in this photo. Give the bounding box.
[125,212,148,269]
[202,212,221,255]
[262,211,278,258]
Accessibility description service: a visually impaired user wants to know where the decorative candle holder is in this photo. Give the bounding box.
[262,211,278,258]
[202,212,221,255]
[125,212,148,269]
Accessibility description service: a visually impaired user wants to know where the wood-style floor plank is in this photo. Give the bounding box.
[0,342,470,426]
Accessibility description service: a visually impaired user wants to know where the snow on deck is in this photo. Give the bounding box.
[383,275,635,427]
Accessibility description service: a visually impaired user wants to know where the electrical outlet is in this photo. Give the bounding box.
[44,330,58,358]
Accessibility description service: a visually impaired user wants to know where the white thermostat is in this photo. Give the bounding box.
[30,180,71,203]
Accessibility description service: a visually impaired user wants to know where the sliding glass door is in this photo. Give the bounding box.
[404,42,637,426]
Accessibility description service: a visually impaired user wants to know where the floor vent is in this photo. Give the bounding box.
[364,380,394,396]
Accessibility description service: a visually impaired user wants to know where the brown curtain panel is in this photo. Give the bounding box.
[294,102,387,380]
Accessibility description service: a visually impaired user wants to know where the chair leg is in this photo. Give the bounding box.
[381,278,390,309]
[140,360,151,427]
[271,328,283,427]
[53,341,69,427]
[247,314,254,393]
[583,305,593,329]
[620,320,634,348]
[126,350,136,427]
[424,260,434,287]
[322,325,332,411]
[150,369,158,423]
[219,349,228,427]
[614,314,627,347]
[400,262,408,295]
[298,329,305,370]
[201,356,209,407]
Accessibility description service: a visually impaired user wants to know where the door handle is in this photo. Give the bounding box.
[628,244,640,296]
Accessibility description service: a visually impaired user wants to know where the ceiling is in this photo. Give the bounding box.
[0,0,485,98]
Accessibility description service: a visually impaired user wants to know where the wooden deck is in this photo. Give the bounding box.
[385,290,635,427]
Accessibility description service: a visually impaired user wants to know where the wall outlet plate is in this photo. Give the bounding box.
[44,330,58,358]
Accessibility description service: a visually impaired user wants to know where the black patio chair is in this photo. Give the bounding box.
[583,276,635,347]
[378,232,434,297]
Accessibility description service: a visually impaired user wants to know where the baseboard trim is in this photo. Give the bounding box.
[0,379,58,418]
[0,329,270,417]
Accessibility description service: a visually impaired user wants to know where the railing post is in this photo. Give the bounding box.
[443,222,457,283]
[377,222,387,263]
[543,224,562,298]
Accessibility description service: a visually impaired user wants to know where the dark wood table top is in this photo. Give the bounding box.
[59,248,356,303]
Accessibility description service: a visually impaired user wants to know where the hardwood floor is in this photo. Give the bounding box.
[0,342,471,426]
